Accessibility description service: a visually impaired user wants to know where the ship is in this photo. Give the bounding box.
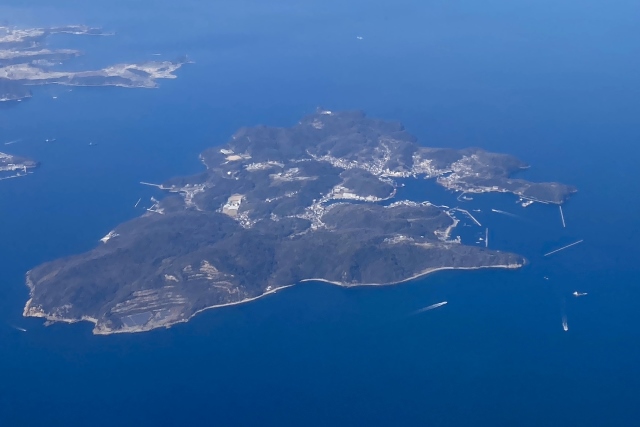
[412,301,448,315]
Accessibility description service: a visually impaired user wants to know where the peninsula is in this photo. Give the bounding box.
[24,110,576,334]
[0,25,187,102]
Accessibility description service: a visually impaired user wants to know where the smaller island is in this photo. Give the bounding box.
[0,25,188,103]
[0,151,38,181]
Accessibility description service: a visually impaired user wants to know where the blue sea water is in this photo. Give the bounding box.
[1,1,640,425]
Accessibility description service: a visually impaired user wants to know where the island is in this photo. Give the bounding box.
[0,151,38,180]
[23,110,576,334]
[0,25,187,102]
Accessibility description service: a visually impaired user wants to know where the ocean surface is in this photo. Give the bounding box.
[1,1,640,425]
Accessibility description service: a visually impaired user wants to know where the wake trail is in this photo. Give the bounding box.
[410,301,448,315]
[491,208,518,218]
[544,239,584,257]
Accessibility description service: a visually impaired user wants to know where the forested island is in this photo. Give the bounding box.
[23,110,576,334]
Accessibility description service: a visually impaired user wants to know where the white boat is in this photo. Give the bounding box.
[412,301,448,315]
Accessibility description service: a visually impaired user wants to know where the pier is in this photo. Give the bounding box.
[454,208,482,226]
[145,197,164,214]
[140,181,163,188]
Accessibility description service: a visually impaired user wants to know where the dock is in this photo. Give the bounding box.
[454,208,482,226]
[140,181,163,188]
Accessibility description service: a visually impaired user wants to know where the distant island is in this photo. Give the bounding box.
[0,25,188,103]
[23,110,576,334]
[0,151,38,181]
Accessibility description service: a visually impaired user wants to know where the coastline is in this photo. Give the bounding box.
[300,262,523,288]
[23,261,523,335]
[94,283,297,336]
